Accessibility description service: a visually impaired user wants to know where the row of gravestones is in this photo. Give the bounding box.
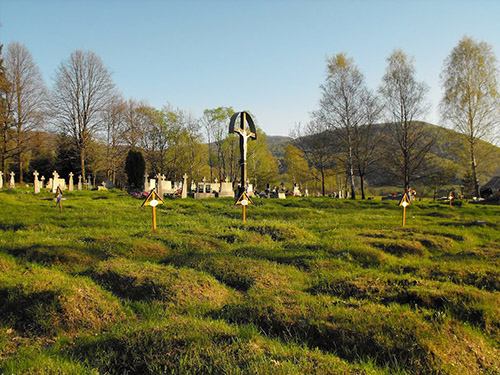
[0,170,93,193]
[1,169,308,199]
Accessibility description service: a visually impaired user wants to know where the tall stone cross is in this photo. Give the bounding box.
[9,171,15,188]
[229,111,257,194]
[0,171,3,189]
[52,171,59,193]
[40,175,45,189]
[68,172,74,191]
[182,173,188,199]
[33,170,40,194]
[78,175,82,191]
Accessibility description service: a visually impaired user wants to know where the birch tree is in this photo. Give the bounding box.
[440,36,500,198]
[379,49,432,192]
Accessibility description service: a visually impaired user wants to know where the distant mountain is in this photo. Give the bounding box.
[266,122,500,186]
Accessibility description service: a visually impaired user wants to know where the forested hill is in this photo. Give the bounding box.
[266,122,500,186]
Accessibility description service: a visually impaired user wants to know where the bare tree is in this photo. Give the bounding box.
[315,53,380,199]
[4,42,46,183]
[291,120,336,196]
[352,90,383,199]
[0,44,15,176]
[440,36,500,198]
[102,95,126,185]
[378,49,432,192]
[52,50,115,178]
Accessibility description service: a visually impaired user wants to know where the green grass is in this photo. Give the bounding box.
[0,189,499,374]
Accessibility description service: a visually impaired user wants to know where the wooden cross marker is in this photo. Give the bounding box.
[399,193,411,227]
[235,190,253,222]
[448,191,454,208]
[141,189,164,231]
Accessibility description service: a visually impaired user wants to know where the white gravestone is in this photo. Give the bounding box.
[68,172,74,191]
[33,170,40,194]
[0,171,3,189]
[182,173,188,199]
[77,175,82,191]
[40,176,45,189]
[9,172,15,188]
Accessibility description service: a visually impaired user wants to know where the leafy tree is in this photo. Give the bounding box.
[378,49,433,192]
[4,42,46,183]
[283,143,313,186]
[440,35,500,198]
[201,107,235,181]
[125,149,145,190]
[52,50,116,179]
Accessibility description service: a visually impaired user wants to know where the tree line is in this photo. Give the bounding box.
[0,36,499,197]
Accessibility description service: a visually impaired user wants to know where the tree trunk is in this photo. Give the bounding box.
[360,174,366,199]
[470,136,480,198]
[321,168,326,196]
[80,146,86,181]
[348,150,356,199]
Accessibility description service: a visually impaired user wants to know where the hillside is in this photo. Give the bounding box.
[1,190,499,374]
[267,122,500,187]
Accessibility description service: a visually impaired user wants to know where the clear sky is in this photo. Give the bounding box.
[1,0,499,136]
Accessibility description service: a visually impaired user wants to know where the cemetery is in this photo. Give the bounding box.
[2,3,500,373]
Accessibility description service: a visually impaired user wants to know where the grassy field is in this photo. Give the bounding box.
[0,188,499,374]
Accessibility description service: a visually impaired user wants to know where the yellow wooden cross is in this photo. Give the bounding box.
[141,189,164,231]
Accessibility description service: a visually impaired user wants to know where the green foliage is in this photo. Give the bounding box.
[124,149,145,190]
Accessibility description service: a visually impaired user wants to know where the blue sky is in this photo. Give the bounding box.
[1,0,499,136]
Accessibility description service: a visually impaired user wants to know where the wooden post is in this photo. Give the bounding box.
[152,205,157,231]
[242,205,246,222]
[399,193,410,227]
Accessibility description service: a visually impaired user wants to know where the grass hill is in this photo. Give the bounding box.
[0,189,499,374]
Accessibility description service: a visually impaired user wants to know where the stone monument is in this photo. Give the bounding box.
[40,175,45,189]
[9,171,15,188]
[78,175,82,191]
[229,111,257,199]
[0,171,3,189]
[51,171,59,193]
[182,173,188,199]
[33,170,40,194]
[68,172,74,191]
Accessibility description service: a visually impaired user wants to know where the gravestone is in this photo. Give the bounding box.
[194,177,214,199]
[9,172,15,188]
[33,170,40,194]
[77,175,82,191]
[149,178,156,190]
[68,172,74,191]
[0,171,3,189]
[181,173,188,199]
[278,182,286,199]
[52,171,59,193]
[292,183,301,197]
[219,176,234,198]
[304,188,309,197]
[144,173,149,192]
[87,175,92,190]
[40,175,45,189]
